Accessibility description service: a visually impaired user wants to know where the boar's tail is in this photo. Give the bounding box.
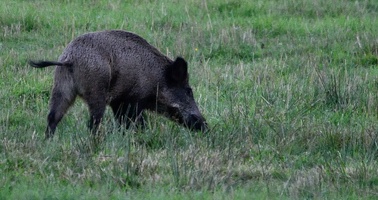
[29,60,72,68]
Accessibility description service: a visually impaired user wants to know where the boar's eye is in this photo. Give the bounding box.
[185,88,193,96]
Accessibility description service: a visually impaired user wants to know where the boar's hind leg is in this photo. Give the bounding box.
[86,98,107,135]
[45,89,76,139]
[110,103,145,130]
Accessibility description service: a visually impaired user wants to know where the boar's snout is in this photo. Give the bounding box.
[164,104,208,132]
[185,113,208,132]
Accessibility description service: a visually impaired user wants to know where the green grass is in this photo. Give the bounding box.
[1,0,378,199]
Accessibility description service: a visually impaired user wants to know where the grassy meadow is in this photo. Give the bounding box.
[1,0,378,199]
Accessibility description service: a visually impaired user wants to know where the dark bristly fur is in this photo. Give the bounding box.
[29,30,208,139]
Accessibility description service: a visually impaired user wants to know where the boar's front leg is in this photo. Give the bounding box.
[110,102,145,130]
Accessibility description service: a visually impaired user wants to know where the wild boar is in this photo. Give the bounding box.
[29,30,207,139]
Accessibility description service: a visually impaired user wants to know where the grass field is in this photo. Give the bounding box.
[1,0,378,199]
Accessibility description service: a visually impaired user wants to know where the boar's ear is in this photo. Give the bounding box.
[166,57,188,84]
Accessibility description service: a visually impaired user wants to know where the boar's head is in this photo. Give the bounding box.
[157,57,208,132]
